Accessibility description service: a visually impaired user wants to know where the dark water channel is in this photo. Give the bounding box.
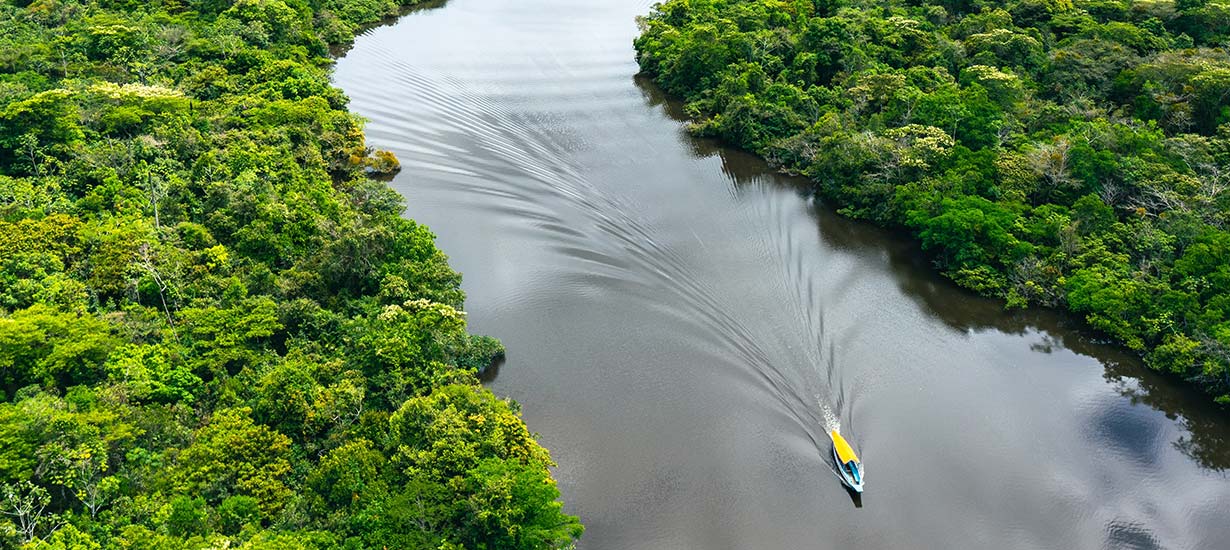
[332,1,1230,548]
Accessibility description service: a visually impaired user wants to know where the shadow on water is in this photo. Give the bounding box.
[478,355,505,384]
[632,73,1230,472]
[329,0,451,58]
[847,487,863,509]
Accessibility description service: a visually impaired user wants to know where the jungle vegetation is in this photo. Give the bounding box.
[635,0,1230,403]
[0,0,582,548]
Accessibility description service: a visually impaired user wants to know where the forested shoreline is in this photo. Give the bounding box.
[634,0,1230,403]
[0,0,581,548]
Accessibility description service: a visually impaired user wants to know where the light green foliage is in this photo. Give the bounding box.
[389,384,553,483]
[291,388,585,550]
[0,305,120,391]
[21,524,101,550]
[237,531,340,550]
[347,385,584,549]
[105,343,203,404]
[0,0,580,547]
[308,439,386,509]
[249,353,365,445]
[172,408,292,517]
[354,300,475,403]
[178,297,281,378]
[636,0,1230,402]
[463,457,585,550]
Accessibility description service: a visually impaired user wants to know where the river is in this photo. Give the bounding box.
[331,1,1230,548]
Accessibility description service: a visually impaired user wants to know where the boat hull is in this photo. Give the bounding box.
[833,446,864,493]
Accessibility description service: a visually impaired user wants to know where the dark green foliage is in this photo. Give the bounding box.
[636,0,1230,403]
[217,495,261,535]
[452,334,507,373]
[0,0,580,548]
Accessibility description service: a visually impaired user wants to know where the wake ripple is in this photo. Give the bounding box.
[337,12,861,470]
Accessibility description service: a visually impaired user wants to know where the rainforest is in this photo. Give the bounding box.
[634,0,1230,402]
[0,0,582,548]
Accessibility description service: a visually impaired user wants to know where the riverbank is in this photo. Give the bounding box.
[634,0,1230,404]
[333,0,1230,547]
[0,1,579,547]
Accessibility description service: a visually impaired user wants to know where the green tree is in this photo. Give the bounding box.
[172,408,292,517]
[0,305,119,392]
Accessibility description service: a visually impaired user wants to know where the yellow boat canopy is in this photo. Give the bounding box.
[831,430,859,464]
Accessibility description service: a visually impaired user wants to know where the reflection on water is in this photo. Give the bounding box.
[639,74,1230,473]
[1108,366,1230,471]
[478,355,505,383]
[334,0,1230,547]
[1105,520,1163,550]
[330,0,451,57]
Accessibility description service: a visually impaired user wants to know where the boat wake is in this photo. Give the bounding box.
[336,0,864,494]
[821,402,841,435]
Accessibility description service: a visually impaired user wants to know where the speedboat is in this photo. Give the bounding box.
[830,430,864,493]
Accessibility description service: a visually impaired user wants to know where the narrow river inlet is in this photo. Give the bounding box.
[333,0,1230,548]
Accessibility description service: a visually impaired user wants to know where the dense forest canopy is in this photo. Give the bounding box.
[635,0,1230,403]
[0,0,582,548]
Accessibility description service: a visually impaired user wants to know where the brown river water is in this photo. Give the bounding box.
[332,1,1230,548]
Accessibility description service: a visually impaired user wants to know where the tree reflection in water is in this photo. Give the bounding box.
[635,74,1230,472]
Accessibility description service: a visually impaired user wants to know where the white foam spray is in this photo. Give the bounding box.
[820,399,840,434]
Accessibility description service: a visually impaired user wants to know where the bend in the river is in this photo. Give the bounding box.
[333,1,1230,548]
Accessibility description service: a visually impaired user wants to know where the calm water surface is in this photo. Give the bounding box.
[333,1,1230,548]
